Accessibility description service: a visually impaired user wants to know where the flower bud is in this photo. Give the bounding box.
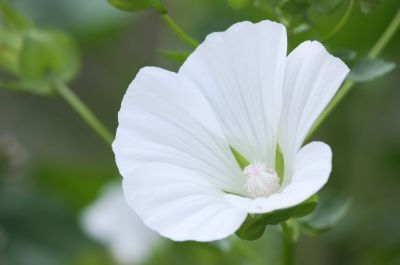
[18,29,80,83]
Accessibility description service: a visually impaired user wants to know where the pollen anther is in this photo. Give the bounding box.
[243,161,280,198]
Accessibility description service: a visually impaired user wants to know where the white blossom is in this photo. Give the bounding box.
[80,182,159,264]
[112,20,349,242]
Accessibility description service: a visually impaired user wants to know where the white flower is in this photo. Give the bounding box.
[112,20,349,242]
[80,182,159,264]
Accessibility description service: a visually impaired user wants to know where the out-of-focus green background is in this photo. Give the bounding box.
[0,0,399,264]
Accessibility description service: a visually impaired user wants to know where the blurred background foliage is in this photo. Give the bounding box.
[0,0,399,264]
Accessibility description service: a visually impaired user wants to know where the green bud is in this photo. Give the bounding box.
[0,26,22,74]
[18,29,80,83]
[107,0,166,13]
[0,0,31,30]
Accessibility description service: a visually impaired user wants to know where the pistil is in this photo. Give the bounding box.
[243,161,280,198]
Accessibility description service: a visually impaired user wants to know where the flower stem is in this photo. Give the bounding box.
[308,80,354,138]
[368,9,400,59]
[323,0,354,42]
[161,13,199,47]
[51,76,113,145]
[280,222,295,265]
[231,239,265,265]
[308,9,400,138]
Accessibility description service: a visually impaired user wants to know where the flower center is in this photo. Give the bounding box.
[242,161,280,198]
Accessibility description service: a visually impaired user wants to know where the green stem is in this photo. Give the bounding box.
[368,9,400,59]
[308,9,400,138]
[323,0,354,42]
[51,77,113,145]
[280,222,295,265]
[231,239,265,265]
[161,13,199,47]
[308,80,354,138]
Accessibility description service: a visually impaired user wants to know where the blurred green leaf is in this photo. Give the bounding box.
[0,136,26,190]
[359,0,380,14]
[0,26,22,74]
[107,0,166,13]
[309,0,345,14]
[292,23,310,34]
[35,163,114,213]
[145,241,235,265]
[236,195,318,241]
[18,29,80,83]
[161,50,190,64]
[282,0,311,14]
[348,58,396,82]
[0,187,98,265]
[0,47,18,74]
[332,48,357,63]
[227,0,252,9]
[0,0,31,30]
[300,193,351,235]
[71,247,114,265]
[0,79,52,95]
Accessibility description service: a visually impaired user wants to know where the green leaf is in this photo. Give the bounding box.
[332,49,357,63]
[0,0,31,30]
[35,163,114,212]
[230,147,249,170]
[236,195,318,241]
[0,187,96,265]
[227,0,252,9]
[347,58,396,82]
[300,193,351,235]
[161,50,190,64]
[18,29,80,83]
[0,79,53,95]
[107,0,166,13]
[281,0,311,15]
[292,23,310,34]
[308,0,345,14]
[359,0,380,14]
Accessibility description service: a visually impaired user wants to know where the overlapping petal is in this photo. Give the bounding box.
[180,21,287,165]
[113,67,245,195]
[123,163,247,241]
[278,41,349,184]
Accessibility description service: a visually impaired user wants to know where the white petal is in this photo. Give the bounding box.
[179,20,287,165]
[279,41,349,182]
[225,142,331,214]
[80,182,159,264]
[123,164,247,241]
[112,67,245,195]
